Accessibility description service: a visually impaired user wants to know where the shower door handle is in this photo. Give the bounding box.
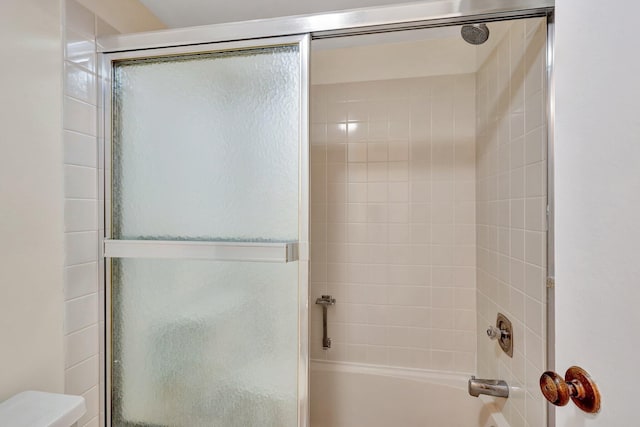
[315,295,335,349]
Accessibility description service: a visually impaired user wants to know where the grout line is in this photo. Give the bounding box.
[64,93,98,109]
[64,60,99,78]
[62,127,98,138]
[65,260,98,269]
[64,163,98,171]
[64,129,99,139]
[82,416,99,427]
[64,91,98,107]
[63,197,99,202]
[66,351,100,372]
[64,58,98,76]
[65,354,99,378]
[64,161,98,168]
[64,292,98,304]
[64,199,98,204]
[65,323,98,337]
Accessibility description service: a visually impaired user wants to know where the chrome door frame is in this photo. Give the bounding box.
[98,1,556,426]
[101,33,310,427]
[545,10,556,427]
[97,0,553,53]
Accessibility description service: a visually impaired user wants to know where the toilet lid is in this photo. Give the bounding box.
[0,391,86,427]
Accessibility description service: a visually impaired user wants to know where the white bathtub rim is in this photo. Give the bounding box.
[478,395,510,427]
[311,360,472,390]
[310,360,511,427]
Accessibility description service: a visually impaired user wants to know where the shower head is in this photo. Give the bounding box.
[461,23,490,45]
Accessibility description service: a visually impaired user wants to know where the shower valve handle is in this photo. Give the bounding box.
[487,325,510,340]
[487,313,514,357]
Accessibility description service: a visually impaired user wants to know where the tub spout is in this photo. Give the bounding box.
[468,376,509,398]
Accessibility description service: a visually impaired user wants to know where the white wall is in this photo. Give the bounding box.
[0,0,65,401]
[77,0,164,33]
[555,1,640,425]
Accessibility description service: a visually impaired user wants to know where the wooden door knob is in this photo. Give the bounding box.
[540,371,570,406]
[539,366,600,414]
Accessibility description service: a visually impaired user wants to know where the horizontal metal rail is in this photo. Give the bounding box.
[103,239,299,262]
[97,0,553,53]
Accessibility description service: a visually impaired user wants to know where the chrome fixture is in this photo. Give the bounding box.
[315,295,336,349]
[468,376,509,398]
[460,23,490,45]
[487,313,513,357]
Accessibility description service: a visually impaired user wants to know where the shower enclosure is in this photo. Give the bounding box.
[103,36,310,426]
[308,15,550,427]
[99,1,554,426]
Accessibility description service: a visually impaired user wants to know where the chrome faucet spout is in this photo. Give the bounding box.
[468,376,509,398]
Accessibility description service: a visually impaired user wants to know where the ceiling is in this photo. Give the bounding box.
[139,0,433,28]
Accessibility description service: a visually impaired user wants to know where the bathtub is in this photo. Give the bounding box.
[310,361,509,427]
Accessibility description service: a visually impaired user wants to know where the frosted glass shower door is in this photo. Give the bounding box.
[104,35,309,427]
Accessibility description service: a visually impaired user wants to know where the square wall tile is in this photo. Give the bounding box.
[65,199,97,232]
[475,17,547,427]
[65,355,99,395]
[63,96,97,136]
[65,30,96,71]
[65,62,97,104]
[65,324,99,368]
[311,74,476,374]
[65,293,98,334]
[64,131,97,167]
[65,262,98,300]
[65,231,98,266]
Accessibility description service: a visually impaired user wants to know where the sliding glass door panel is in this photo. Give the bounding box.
[111,259,299,427]
[106,35,309,427]
[112,45,301,241]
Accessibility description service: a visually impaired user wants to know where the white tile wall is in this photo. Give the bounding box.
[63,2,112,426]
[64,130,98,167]
[310,75,477,373]
[475,18,547,427]
[60,9,545,424]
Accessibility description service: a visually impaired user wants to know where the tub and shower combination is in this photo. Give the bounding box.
[102,1,550,426]
[307,15,548,427]
[311,362,508,427]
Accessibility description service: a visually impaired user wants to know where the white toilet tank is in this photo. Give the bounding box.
[0,391,86,427]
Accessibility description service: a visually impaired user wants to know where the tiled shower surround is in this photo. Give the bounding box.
[310,19,548,402]
[59,8,546,424]
[63,2,119,426]
[475,18,547,427]
[310,74,478,373]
